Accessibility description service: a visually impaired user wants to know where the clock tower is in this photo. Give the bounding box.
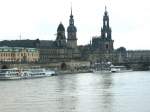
[67,7,77,49]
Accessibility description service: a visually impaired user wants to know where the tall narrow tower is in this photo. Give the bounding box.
[100,6,113,52]
[67,7,77,48]
[101,6,112,40]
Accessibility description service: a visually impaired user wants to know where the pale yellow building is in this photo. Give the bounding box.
[0,47,39,63]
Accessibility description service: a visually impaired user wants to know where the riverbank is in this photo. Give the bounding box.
[55,69,93,75]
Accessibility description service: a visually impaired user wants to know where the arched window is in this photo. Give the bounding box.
[105,21,107,26]
[105,33,107,37]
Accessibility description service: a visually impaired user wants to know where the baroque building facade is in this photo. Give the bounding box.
[0,47,39,63]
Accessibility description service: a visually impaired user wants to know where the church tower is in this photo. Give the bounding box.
[101,6,113,52]
[67,7,77,48]
[56,22,66,47]
[101,6,112,39]
[92,6,114,53]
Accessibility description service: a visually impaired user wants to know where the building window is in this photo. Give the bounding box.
[106,44,109,49]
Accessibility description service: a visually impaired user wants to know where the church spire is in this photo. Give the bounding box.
[101,6,112,39]
[71,5,73,17]
[69,5,74,25]
[104,5,108,16]
[103,6,109,28]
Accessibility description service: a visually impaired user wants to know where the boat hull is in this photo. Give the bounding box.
[0,75,51,80]
[0,68,56,80]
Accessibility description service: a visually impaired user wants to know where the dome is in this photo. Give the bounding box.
[57,23,65,32]
[117,47,126,53]
[67,25,77,32]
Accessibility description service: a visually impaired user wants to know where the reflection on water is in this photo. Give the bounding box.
[0,71,150,112]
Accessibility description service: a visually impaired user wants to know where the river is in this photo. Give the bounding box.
[0,71,150,112]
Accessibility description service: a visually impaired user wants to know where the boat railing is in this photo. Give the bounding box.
[0,68,55,76]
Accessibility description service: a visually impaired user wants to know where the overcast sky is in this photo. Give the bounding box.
[0,0,149,50]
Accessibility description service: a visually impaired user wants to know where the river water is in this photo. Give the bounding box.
[0,71,150,112]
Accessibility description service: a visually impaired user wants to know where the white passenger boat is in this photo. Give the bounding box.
[29,68,55,77]
[0,68,55,80]
[110,65,132,73]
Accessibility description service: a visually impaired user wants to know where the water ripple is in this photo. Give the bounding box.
[0,72,150,112]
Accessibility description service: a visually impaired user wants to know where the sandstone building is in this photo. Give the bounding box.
[0,47,39,63]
